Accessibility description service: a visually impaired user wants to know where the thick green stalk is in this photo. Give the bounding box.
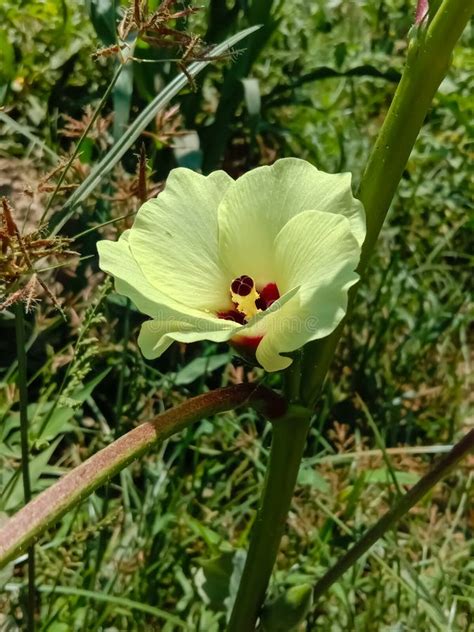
[227,406,312,632]
[227,3,473,629]
[358,0,474,269]
[301,0,474,406]
[14,305,35,632]
[0,384,285,569]
[312,429,474,601]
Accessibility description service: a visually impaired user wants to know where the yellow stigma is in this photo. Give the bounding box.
[230,275,261,321]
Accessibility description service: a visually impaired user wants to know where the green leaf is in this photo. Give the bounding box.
[71,368,112,402]
[202,4,280,172]
[194,549,246,613]
[35,584,187,627]
[113,45,135,142]
[187,516,222,548]
[242,78,261,118]
[173,131,202,170]
[2,438,62,512]
[87,0,117,46]
[36,368,111,443]
[261,584,313,632]
[174,353,232,385]
[0,112,59,160]
[31,404,75,446]
[297,465,330,492]
[0,32,15,84]
[1,369,111,449]
[364,468,420,486]
[334,42,347,68]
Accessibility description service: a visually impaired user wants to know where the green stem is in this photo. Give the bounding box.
[0,384,285,569]
[312,429,474,601]
[14,304,35,632]
[227,406,312,632]
[301,0,474,406]
[283,352,303,404]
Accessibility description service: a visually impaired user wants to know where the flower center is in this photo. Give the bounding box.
[230,275,260,320]
[217,276,280,324]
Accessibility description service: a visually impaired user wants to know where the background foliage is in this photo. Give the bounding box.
[0,0,472,630]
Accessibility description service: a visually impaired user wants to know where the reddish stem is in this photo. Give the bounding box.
[0,384,285,568]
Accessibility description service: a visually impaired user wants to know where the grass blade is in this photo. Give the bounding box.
[4,583,187,628]
[0,112,58,160]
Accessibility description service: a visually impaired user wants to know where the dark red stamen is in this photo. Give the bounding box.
[217,309,246,325]
[217,280,280,329]
[231,275,254,297]
[257,283,280,310]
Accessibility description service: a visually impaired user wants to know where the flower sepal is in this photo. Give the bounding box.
[229,333,263,367]
[230,335,301,374]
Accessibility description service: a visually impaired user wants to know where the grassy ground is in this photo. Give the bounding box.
[0,1,473,630]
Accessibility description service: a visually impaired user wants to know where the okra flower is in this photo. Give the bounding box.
[98,158,365,372]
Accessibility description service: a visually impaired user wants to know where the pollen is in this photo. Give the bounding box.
[230,275,260,320]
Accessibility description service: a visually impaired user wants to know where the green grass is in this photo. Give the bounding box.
[0,0,472,630]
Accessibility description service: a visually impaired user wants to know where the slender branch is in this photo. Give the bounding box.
[14,304,35,632]
[300,0,474,407]
[14,307,32,506]
[263,64,401,106]
[39,62,125,224]
[312,429,474,601]
[227,406,312,632]
[0,384,285,570]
